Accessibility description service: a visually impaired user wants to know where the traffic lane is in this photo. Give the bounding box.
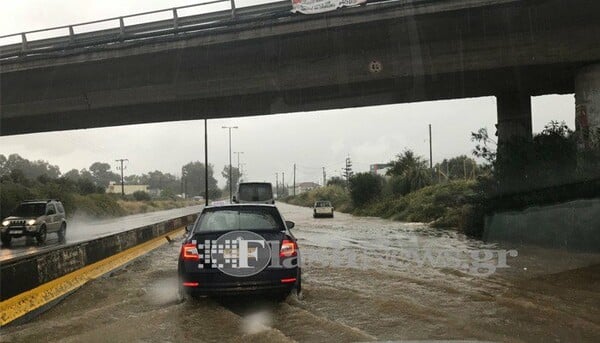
[0,205,203,262]
[2,203,599,342]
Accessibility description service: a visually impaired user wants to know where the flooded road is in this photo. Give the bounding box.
[2,203,599,342]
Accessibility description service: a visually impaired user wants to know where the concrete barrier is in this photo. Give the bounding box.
[483,198,600,252]
[0,214,196,301]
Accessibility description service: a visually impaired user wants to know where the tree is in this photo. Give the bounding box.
[349,173,383,207]
[89,162,120,188]
[327,176,346,187]
[221,166,242,192]
[63,169,81,181]
[386,149,432,195]
[182,162,220,198]
[434,155,480,181]
[0,154,61,180]
[471,128,497,165]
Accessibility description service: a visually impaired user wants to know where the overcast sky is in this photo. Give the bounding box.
[0,1,575,187]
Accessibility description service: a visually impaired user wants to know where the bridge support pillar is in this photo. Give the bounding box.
[575,64,600,149]
[496,92,532,146]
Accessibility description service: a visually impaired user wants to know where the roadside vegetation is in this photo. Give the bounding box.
[284,121,600,237]
[0,154,212,220]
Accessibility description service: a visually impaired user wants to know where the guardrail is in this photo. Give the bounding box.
[0,213,197,301]
[0,0,292,59]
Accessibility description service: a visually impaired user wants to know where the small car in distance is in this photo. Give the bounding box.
[178,204,300,301]
[0,199,67,246]
[313,200,334,218]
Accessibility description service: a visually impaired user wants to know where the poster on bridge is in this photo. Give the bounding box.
[291,0,367,14]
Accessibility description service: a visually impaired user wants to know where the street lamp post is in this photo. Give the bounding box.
[222,126,238,202]
[234,151,244,184]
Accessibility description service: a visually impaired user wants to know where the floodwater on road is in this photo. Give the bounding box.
[2,203,599,342]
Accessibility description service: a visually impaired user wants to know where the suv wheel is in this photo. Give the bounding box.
[1,233,11,246]
[37,226,47,245]
[58,223,66,243]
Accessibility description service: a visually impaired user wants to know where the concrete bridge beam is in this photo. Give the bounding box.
[496,92,532,146]
[575,63,600,148]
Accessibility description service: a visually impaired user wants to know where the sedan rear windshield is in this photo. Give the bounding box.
[12,203,46,217]
[316,201,332,207]
[195,207,284,232]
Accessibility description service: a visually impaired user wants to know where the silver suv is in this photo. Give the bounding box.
[0,199,67,246]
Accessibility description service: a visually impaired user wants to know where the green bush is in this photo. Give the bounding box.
[349,173,383,207]
[132,190,151,201]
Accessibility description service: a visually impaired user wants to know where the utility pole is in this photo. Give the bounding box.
[115,159,128,197]
[343,156,353,187]
[275,172,279,198]
[429,124,433,178]
[181,166,187,199]
[322,167,326,186]
[293,163,296,196]
[234,151,244,181]
[204,119,209,206]
[282,172,285,197]
[222,126,238,202]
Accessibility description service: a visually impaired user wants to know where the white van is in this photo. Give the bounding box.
[233,182,275,204]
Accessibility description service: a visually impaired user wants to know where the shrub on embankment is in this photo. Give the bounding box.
[1,176,198,220]
[282,180,482,235]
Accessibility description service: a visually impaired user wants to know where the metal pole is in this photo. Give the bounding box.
[275,173,279,198]
[204,119,209,206]
[282,172,285,197]
[429,124,433,170]
[120,162,124,196]
[222,126,238,203]
[228,128,232,202]
[230,0,236,19]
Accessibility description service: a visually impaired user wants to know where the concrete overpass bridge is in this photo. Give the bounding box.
[1,0,599,145]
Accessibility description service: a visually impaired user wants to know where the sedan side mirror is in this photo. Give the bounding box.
[232,196,237,203]
[185,225,192,233]
[285,220,295,229]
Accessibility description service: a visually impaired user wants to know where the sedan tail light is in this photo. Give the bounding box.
[279,239,298,258]
[181,243,200,261]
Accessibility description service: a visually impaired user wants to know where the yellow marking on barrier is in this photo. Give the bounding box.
[0,228,185,326]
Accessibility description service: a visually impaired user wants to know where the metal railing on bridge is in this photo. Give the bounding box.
[0,0,293,60]
[0,0,422,61]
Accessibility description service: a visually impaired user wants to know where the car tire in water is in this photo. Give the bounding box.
[1,234,11,246]
[58,223,66,243]
[37,226,47,245]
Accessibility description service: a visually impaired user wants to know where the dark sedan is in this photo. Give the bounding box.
[178,204,301,301]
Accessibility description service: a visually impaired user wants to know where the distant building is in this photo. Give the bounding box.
[106,182,149,195]
[288,182,320,195]
[370,163,391,176]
